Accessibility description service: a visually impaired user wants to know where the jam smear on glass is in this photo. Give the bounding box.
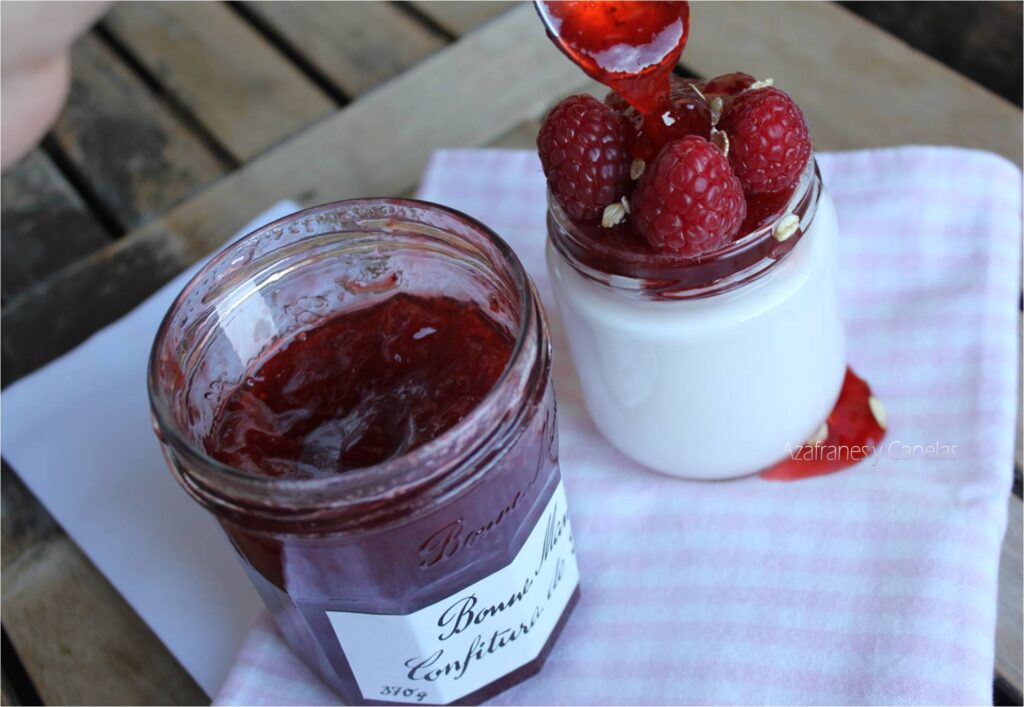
[205,293,514,479]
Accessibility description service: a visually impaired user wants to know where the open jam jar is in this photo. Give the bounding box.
[546,159,847,480]
[148,199,580,705]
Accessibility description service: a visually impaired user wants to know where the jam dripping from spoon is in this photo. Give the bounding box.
[534,1,689,124]
[761,368,887,481]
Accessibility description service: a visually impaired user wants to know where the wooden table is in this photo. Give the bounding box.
[2,2,1021,704]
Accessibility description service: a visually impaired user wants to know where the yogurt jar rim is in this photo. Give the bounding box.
[547,156,822,299]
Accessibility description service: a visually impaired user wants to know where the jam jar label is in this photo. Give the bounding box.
[326,481,579,704]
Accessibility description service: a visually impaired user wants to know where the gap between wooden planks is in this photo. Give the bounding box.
[239,1,449,100]
[410,1,515,37]
[102,1,336,163]
[0,151,111,301]
[49,34,227,232]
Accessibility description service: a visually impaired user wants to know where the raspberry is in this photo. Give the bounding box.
[700,72,755,97]
[718,86,811,194]
[606,76,712,162]
[632,136,747,256]
[537,95,630,221]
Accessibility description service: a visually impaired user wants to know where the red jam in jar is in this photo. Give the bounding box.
[205,294,515,478]
[149,199,580,705]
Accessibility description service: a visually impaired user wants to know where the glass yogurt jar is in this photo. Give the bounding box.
[149,200,579,705]
[546,159,846,480]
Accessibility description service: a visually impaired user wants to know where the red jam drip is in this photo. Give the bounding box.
[205,294,514,479]
[761,368,887,481]
[536,1,689,116]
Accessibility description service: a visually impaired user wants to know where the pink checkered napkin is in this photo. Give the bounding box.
[215,147,1021,706]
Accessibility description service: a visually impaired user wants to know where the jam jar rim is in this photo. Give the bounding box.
[147,197,540,512]
[547,155,822,299]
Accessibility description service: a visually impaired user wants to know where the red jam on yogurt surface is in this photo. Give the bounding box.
[536,0,886,480]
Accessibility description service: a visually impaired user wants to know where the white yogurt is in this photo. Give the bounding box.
[547,172,846,480]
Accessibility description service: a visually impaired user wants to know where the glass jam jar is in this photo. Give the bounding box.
[546,159,846,480]
[149,199,580,705]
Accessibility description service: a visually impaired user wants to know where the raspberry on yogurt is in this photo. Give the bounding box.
[718,85,812,194]
[632,135,747,255]
[537,94,631,221]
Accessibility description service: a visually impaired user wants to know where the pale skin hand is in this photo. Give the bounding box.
[1,1,111,170]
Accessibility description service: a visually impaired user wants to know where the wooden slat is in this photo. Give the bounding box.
[410,1,517,35]
[244,2,446,97]
[3,538,207,706]
[0,150,111,300]
[0,222,187,388]
[683,2,1023,166]
[102,2,334,162]
[0,4,589,386]
[997,495,1023,696]
[0,465,206,705]
[50,34,225,231]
